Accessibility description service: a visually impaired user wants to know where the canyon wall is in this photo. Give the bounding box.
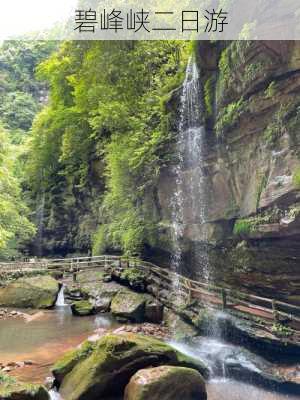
[154,41,300,305]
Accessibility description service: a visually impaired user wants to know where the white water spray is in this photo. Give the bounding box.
[171,56,209,287]
[55,284,67,307]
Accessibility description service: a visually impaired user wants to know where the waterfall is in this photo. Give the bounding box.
[171,56,209,288]
[55,284,66,307]
[48,389,62,400]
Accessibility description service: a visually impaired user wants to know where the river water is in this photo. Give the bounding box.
[0,306,298,399]
[0,307,116,383]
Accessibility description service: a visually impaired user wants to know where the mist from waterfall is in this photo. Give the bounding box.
[171,56,209,289]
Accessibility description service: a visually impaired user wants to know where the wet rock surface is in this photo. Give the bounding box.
[0,372,49,400]
[0,276,59,309]
[71,300,95,316]
[53,333,209,400]
[170,337,300,393]
[110,290,147,322]
[124,365,207,400]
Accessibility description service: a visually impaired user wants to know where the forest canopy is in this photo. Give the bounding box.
[25,40,189,256]
[0,40,190,259]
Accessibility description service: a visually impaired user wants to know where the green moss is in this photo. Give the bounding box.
[292,168,300,188]
[288,204,300,218]
[0,275,59,309]
[110,290,146,322]
[218,48,231,91]
[216,98,246,136]
[256,174,268,210]
[0,372,49,399]
[233,213,274,236]
[204,77,214,117]
[52,340,96,383]
[264,81,277,98]
[264,102,300,145]
[58,333,209,400]
[71,300,95,316]
[271,323,293,338]
[243,62,265,85]
[120,267,146,286]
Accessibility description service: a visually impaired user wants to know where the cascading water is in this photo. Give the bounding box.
[171,56,209,288]
[169,56,229,376]
[55,284,67,307]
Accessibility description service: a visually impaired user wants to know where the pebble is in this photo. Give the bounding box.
[0,308,25,320]
[0,359,35,373]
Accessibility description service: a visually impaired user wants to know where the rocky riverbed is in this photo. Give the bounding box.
[0,269,299,400]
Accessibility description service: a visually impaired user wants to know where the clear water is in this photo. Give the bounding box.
[207,379,300,400]
[0,307,117,382]
[169,339,299,400]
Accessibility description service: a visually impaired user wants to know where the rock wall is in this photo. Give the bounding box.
[153,41,300,305]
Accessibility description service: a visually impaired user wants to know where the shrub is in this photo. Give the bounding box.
[216,98,246,136]
[292,168,300,189]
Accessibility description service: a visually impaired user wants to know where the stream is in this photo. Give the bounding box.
[0,302,298,399]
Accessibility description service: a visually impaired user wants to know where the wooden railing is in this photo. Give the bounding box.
[1,255,300,329]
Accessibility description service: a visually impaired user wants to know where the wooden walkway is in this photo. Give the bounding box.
[1,255,300,334]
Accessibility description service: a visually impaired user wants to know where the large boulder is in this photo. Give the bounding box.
[124,366,207,400]
[110,290,147,322]
[144,299,164,324]
[77,281,124,312]
[71,300,95,316]
[0,373,49,400]
[0,275,59,309]
[53,333,209,400]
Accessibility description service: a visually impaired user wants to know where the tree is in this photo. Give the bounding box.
[0,125,36,259]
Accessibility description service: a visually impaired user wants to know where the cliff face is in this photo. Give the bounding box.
[154,41,300,305]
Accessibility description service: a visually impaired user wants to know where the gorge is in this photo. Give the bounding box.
[0,39,300,400]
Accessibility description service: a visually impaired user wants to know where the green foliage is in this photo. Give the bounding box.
[271,323,293,338]
[0,126,36,259]
[292,168,300,188]
[256,174,268,210]
[216,98,246,136]
[0,40,56,134]
[233,219,253,236]
[27,41,189,255]
[92,225,108,255]
[204,77,214,117]
[233,213,274,236]
[264,81,277,98]
[263,102,300,146]
[243,61,265,84]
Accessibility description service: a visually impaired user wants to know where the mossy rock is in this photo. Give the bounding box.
[71,300,95,316]
[52,341,96,384]
[124,366,207,400]
[0,275,59,309]
[110,290,147,322]
[49,270,64,280]
[54,333,209,400]
[119,268,147,292]
[0,373,49,400]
